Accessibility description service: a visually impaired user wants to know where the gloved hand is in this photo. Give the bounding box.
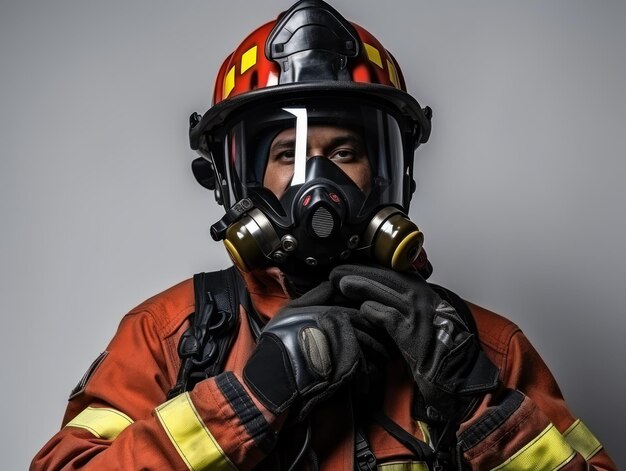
[330,264,499,424]
[243,280,378,422]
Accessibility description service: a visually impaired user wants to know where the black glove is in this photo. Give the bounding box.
[243,280,373,422]
[330,264,499,424]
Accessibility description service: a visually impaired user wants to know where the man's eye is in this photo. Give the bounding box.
[273,150,295,162]
[329,148,357,162]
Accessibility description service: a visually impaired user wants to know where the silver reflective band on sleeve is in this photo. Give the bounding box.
[490,424,575,471]
[563,419,603,461]
[65,406,133,440]
[155,392,236,471]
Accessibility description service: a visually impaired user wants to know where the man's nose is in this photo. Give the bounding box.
[306,145,326,159]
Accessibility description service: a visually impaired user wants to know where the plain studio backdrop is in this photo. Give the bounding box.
[2,1,625,468]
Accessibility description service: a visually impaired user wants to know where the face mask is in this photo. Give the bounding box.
[205,104,425,275]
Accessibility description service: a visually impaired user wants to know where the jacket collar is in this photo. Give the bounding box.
[240,266,293,321]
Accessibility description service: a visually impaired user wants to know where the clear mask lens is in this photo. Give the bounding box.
[220,97,407,222]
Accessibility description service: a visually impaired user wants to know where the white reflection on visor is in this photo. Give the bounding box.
[282,108,307,186]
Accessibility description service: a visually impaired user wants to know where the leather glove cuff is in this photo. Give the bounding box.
[244,333,299,415]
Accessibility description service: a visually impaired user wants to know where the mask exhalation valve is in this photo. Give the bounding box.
[311,206,335,238]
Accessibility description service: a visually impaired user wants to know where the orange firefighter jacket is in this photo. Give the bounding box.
[31,267,617,470]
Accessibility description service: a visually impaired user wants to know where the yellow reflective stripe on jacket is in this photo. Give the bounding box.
[155,392,235,471]
[378,461,429,470]
[65,406,133,440]
[491,424,575,470]
[563,419,603,460]
[416,420,432,448]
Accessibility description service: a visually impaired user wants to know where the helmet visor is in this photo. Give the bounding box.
[214,96,409,222]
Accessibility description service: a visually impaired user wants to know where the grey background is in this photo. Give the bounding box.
[2,1,625,468]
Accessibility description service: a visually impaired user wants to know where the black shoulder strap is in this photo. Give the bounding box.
[167,266,244,399]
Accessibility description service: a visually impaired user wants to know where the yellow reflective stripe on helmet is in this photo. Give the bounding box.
[241,46,257,74]
[377,462,429,471]
[364,43,383,68]
[490,424,575,470]
[387,59,399,88]
[155,392,235,471]
[65,406,133,440]
[563,419,603,460]
[223,66,236,100]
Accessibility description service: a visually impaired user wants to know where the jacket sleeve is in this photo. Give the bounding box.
[457,326,617,470]
[30,307,279,471]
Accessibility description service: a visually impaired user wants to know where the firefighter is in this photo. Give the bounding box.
[31,1,616,470]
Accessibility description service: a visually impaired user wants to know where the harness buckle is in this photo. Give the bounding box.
[355,429,377,471]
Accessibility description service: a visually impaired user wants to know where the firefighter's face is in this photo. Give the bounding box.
[263,125,372,198]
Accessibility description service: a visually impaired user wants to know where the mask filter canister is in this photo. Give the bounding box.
[364,207,424,271]
[223,209,281,272]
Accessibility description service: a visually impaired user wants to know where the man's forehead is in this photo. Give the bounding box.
[272,125,364,142]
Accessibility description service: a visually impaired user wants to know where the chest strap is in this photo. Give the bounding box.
[167,266,249,399]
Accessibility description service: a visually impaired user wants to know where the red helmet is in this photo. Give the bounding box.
[190,0,433,277]
[212,16,412,105]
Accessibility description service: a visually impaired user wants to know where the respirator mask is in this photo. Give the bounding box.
[192,94,429,276]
